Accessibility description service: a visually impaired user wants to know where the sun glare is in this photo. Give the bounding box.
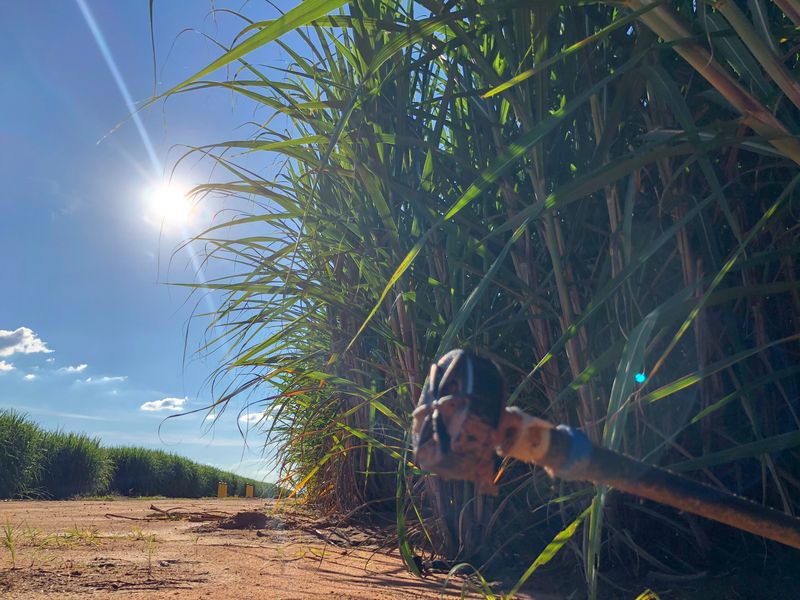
[146,184,193,227]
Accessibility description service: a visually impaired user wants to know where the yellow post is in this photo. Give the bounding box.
[217,481,228,498]
[245,484,254,498]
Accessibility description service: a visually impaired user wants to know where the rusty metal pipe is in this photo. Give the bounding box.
[412,350,800,550]
[494,408,800,549]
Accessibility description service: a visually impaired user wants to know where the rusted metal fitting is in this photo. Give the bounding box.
[494,407,554,470]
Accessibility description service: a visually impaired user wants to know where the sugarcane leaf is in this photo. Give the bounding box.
[670,430,800,473]
[508,505,591,597]
[160,0,349,98]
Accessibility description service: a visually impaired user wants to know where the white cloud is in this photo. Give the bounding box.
[23,374,36,381]
[46,358,55,363]
[239,411,271,426]
[0,327,53,357]
[58,364,88,373]
[204,412,218,422]
[0,361,14,372]
[140,397,187,412]
[78,375,127,384]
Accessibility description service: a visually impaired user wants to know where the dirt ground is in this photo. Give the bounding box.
[0,498,533,599]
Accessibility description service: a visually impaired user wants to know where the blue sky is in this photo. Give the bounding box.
[1,1,295,482]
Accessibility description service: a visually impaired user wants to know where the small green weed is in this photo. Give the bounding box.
[142,533,157,573]
[62,524,100,545]
[2,517,18,568]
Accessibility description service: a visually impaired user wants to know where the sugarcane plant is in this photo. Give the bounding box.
[159,0,800,596]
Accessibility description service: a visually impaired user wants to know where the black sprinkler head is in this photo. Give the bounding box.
[411,350,506,494]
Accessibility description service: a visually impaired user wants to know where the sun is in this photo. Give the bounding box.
[146,183,193,227]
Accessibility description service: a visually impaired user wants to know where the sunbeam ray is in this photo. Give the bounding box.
[75,0,215,317]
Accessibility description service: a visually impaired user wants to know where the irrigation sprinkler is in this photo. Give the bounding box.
[411,349,800,550]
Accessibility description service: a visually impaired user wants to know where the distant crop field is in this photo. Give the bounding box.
[0,410,277,499]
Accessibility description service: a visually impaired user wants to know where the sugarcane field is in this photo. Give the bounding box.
[3,1,800,598]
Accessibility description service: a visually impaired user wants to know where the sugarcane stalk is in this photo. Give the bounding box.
[714,0,800,111]
[627,0,800,165]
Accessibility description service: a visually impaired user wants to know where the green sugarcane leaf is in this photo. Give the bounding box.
[670,430,800,473]
[508,506,591,597]
[159,0,349,98]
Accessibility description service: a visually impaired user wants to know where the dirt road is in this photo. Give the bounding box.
[0,498,488,599]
